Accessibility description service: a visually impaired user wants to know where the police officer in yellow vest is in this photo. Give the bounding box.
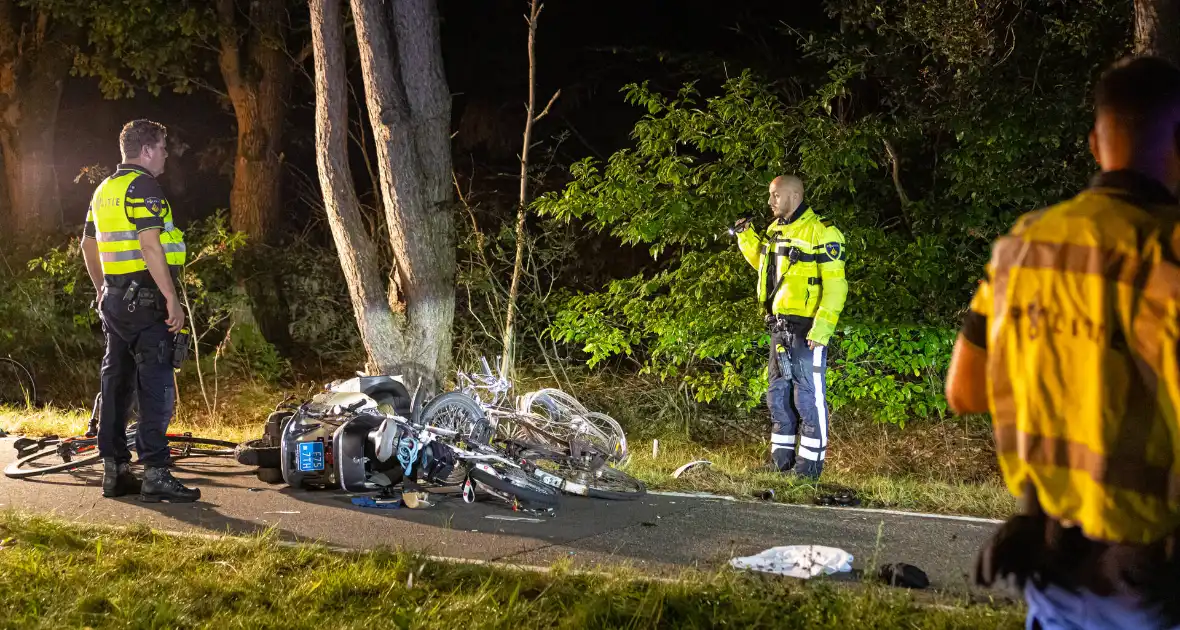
[947,57,1180,628]
[80,119,199,502]
[734,175,848,478]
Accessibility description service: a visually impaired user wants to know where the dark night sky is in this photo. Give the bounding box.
[54,1,827,232]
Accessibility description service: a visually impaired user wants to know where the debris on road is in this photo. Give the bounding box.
[0,428,7,438]
[755,489,775,500]
[402,491,433,509]
[671,460,712,478]
[813,487,859,507]
[485,515,545,523]
[877,562,929,589]
[351,496,401,510]
[730,545,853,579]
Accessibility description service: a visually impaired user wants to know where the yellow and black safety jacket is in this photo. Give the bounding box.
[962,169,1180,545]
[83,164,185,286]
[737,207,848,346]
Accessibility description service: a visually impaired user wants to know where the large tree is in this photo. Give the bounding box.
[1135,0,1180,65]
[311,0,455,387]
[0,0,77,237]
[215,0,302,242]
[41,0,304,245]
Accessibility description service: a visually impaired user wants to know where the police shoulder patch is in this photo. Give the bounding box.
[144,196,166,217]
[824,242,843,260]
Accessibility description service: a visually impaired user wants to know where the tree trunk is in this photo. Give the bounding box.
[217,0,290,244]
[1136,0,1180,66]
[0,86,62,236]
[216,0,294,350]
[350,0,455,387]
[309,0,403,375]
[0,3,70,238]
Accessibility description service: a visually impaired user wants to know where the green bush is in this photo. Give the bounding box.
[536,2,1128,425]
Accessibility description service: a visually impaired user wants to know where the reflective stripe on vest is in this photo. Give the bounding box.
[981,189,1180,545]
[90,171,186,275]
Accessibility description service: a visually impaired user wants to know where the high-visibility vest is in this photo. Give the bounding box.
[86,166,186,277]
[737,208,848,345]
[968,179,1180,545]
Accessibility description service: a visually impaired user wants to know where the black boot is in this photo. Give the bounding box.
[140,466,201,503]
[102,458,142,497]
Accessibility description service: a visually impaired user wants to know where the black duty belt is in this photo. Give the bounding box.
[103,284,166,312]
[766,315,812,336]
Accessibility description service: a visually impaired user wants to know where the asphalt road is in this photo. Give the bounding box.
[0,437,1005,595]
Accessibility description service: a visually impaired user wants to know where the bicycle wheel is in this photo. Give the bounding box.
[5,439,102,479]
[493,412,570,451]
[518,388,588,422]
[4,434,237,480]
[512,442,645,500]
[419,392,494,445]
[166,435,239,458]
[577,412,629,465]
[466,460,560,509]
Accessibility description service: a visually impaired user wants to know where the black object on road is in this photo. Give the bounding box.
[813,486,859,507]
[878,562,930,589]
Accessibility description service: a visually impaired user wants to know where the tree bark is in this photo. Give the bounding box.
[1135,0,1180,66]
[0,2,71,237]
[310,0,403,375]
[350,0,455,386]
[216,0,291,244]
[215,0,295,350]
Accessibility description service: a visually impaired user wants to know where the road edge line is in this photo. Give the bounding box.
[648,491,1003,525]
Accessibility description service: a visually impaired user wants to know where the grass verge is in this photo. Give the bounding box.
[623,433,1015,520]
[0,512,1022,629]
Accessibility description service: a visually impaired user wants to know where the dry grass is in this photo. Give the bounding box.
[0,378,297,445]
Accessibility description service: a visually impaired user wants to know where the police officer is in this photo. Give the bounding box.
[79,119,199,502]
[947,56,1180,627]
[733,175,848,479]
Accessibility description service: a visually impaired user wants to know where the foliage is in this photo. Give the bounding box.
[0,212,292,404]
[26,0,216,98]
[537,1,1130,424]
[272,238,365,363]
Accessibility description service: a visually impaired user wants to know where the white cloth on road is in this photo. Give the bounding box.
[729,545,853,579]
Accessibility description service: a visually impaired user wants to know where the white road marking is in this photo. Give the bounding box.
[650,491,1003,524]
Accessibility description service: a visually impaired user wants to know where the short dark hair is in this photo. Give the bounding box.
[119,119,167,160]
[1094,56,1180,135]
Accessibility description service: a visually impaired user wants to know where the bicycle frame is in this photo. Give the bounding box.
[455,356,511,410]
